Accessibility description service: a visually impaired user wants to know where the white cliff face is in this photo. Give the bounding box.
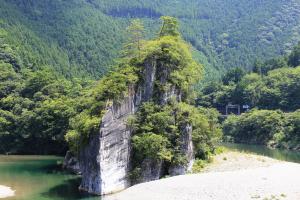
[79,60,194,195]
[79,95,135,195]
[79,61,161,195]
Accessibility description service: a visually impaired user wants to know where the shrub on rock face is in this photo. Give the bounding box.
[132,133,172,161]
[130,101,222,176]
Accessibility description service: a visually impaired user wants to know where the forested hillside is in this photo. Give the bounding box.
[197,42,300,150]
[1,0,300,79]
[198,42,300,112]
[1,0,300,154]
[0,16,221,159]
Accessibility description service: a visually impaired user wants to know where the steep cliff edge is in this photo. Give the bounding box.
[79,95,135,195]
[67,17,221,196]
[79,54,186,195]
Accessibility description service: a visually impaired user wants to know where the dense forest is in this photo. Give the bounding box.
[0,16,221,161]
[197,43,300,150]
[1,0,300,80]
[1,0,300,155]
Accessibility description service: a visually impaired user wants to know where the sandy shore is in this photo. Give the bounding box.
[0,185,15,199]
[104,151,300,200]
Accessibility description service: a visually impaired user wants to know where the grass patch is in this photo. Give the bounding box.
[192,159,210,173]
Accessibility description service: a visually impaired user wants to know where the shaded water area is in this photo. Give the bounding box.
[224,143,300,163]
[0,156,100,200]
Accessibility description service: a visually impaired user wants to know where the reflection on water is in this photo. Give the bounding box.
[0,156,100,200]
[223,143,300,163]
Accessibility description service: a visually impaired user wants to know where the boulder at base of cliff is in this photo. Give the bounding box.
[63,151,81,175]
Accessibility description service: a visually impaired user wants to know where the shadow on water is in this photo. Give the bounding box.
[42,177,101,200]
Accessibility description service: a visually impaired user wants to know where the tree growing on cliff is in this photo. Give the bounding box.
[159,16,180,37]
[65,18,221,181]
[122,19,145,59]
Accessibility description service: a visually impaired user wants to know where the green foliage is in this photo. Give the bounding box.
[198,49,300,112]
[94,64,139,101]
[223,110,287,146]
[0,63,82,154]
[3,0,300,81]
[65,61,140,154]
[130,102,222,172]
[198,45,300,151]
[65,130,80,155]
[253,57,288,76]
[258,67,300,110]
[0,15,206,155]
[140,34,203,100]
[122,19,145,60]
[0,10,221,166]
[281,110,300,150]
[132,133,172,161]
[159,16,180,37]
[1,0,125,78]
[222,67,246,85]
[288,42,300,67]
[192,159,210,173]
[223,109,300,150]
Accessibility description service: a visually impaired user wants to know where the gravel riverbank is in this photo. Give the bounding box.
[104,151,300,200]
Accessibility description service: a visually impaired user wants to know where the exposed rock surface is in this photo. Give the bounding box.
[138,159,164,184]
[79,95,135,195]
[63,151,81,175]
[79,59,192,195]
[169,124,194,176]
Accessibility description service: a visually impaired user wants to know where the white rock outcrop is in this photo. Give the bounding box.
[79,59,194,195]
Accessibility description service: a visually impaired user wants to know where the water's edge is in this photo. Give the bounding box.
[1,144,300,200]
[223,143,300,164]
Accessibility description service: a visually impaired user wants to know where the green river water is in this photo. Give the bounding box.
[0,156,100,200]
[1,144,300,200]
[223,143,300,163]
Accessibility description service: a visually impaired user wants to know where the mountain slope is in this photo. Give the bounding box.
[1,0,300,79]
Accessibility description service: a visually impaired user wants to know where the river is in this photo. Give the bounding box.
[223,143,300,163]
[0,155,100,200]
[1,145,300,200]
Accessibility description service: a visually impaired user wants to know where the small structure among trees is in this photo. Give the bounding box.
[225,103,240,115]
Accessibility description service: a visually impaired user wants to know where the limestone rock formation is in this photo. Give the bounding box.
[77,29,200,194]
[63,151,81,175]
[79,95,135,195]
[78,60,195,195]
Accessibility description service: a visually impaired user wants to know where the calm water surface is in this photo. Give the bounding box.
[1,145,300,199]
[0,155,100,200]
[224,143,300,163]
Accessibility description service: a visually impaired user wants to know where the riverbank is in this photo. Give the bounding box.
[104,151,300,200]
[0,185,15,199]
